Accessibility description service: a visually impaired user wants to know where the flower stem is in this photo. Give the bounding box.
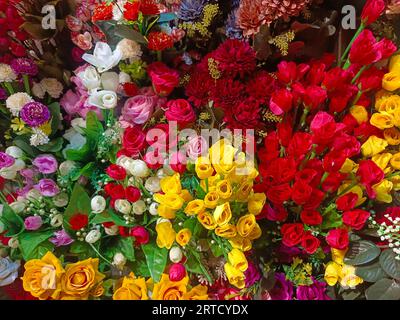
[157,50,162,62]
[386,171,400,180]
[339,24,365,68]
[351,66,368,85]
[23,75,31,96]
[89,243,113,266]
[4,82,14,95]
[351,90,363,106]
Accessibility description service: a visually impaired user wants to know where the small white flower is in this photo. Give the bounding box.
[30,128,50,147]
[131,200,146,215]
[91,195,107,213]
[10,201,26,214]
[88,90,118,109]
[116,38,143,61]
[145,177,161,193]
[113,253,127,269]
[169,247,183,263]
[149,202,159,216]
[82,42,123,73]
[8,238,19,249]
[5,146,24,159]
[85,230,101,244]
[32,82,46,99]
[50,214,63,227]
[115,199,132,215]
[40,78,64,98]
[129,160,150,178]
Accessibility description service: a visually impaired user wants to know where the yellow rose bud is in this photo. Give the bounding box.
[215,224,237,239]
[213,202,232,226]
[339,265,363,288]
[195,157,214,180]
[209,139,237,175]
[156,221,176,250]
[337,184,366,207]
[154,193,184,210]
[340,158,357,174]
[229,236,252,252]
[350,105,369,124]
[236,180,254,201]
[375,94,400,114]
[390,152,400,170]
[331,248,347,265]
[237,214,257,238]
[384,127,400,145]
[324,262,340,286]
[182,285,209,300]
[382,71,400,92]
[248,193,267,215]
[370,112,395,130]
[372,153,393,171]
[389,54,400,72]
[197,211,217,230]
[179,189,193,202]
[247,223,262,240]
[160,173,182,194]
[176,228,192,247]
[228,248,248,272]
[22,252,64,300]
[389,175,400,191]
[184,199,205,216]
[204,191,219,209]
[157,204,177,219]
[373,179,393,203]
[113,274,148,300]
[361,135,389,158]
[216,180,233,199]
[224,263,245,289]
[152,274,189,300]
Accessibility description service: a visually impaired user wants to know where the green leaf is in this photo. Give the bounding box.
[379,249,400,280]
[66,143,92,162]
[341,290,361,300]
[186,248,213,283]
[321,208,343,230]
[142,243,167,283]
[356,261,387,283]
[119,238,135,262]
[13,136,39,158]
[83,111,104,144]
[183,218,203,238]
[114,25,147,44]
[18,230,55,260]
[365,278,400,300]
[70,241,96,260]
[63,183,91,231]
[133,259,151,278]
[37,137,64,153]
[0,204,24,237]
[80,162,96,178]
[91,211,113,225]
[209,240,224,258]
[108,210,135,227]
[48,102,61,135]
[344,241,381,266]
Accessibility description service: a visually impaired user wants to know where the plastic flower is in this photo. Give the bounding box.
[82,42,123,73]
[113,273,148,300]
[147,32,174,51]
[152,274,189,300]
[20,102,51,127]
[156,220,176,249]
[177,0,208,21]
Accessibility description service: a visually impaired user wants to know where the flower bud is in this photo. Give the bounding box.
[131,200,146,215]
[129,160,150,178]
[8,238,19,249]
[105,224,119,236]
[91,195,106,213]
[10,201,26,214]
[145,177,161,193]
[149,202,159,216]
[59,160,77,176]
[169,263,186,282]
[85,230,101,244]
[50,214,63,228]
[169,246,183,263]
[113,253,127,269]
[24,216,43,231]
[115,199,132,215]
[53,192,69,207]
[5,146,24,159]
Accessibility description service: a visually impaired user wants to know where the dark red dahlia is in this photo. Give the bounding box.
[148,32,174,51]
[210,78,246,110]
[185,70,214,108]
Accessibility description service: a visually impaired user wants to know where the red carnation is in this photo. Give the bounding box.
[281,223,304,247]
[326,228,349,250]
[301,232,320,254]
[130,226,150,245]
[92,3,114,23]
[148,32,174,51]
[69,214,88,231]
[361,0,385,26]
[343,209,370,230]
[124,1,140,21]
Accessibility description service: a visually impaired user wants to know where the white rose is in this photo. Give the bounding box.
[156,169,168,179]
[5,146,24,159]
[50,214,63,227]
[169,247,183,263]
[71,118,86,134]
[101,72,119,92]
[10,201,26,214]
[85,230,101,244]
[0,159,25,180]
[129,160,150,178]
[8,238,19,249]
[53,193,69,207]
[119,71,131,84]
[113,253,127,268]
[78,66,101,90]
[115,199,131,215]
[131,200,146,215]
[116,155,135,172]
[88,90,118,109]
[82,42,123,73]
[59,160,76,176]
[145,177,161,193]
[149,202,159,216]
[91,195,106,213]
[105,224,119,236]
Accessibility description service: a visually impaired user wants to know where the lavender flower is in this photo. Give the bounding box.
[24,216,43,231]
[269,273,294,300]
[34,179,60,197]
[0,152,15,169]
[50,230,74,247]
[225,9,243,40]
[32,154,58,174]
[232,0,241,9]
[178,0,208,21]
[0,88,7,100]
[10,58,38,76]
[20,102,51,127]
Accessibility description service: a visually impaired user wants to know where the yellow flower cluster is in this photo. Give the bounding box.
[382,54,400,92]
[21,252,105,300]
[324,249,363,289]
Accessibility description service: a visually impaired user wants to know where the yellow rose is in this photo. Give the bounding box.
[154,193,184,211]
[248,193,266,215]
[229,236,252,252]
[156,221,176,249]
[195,157,214,180]
[60,258,105,300]
[361,135,388,158]
[389,175,400,191]
[237,214,257,238]
[324,262,340,286]
[224,263,245,289]
[160,173,182,194]
[339,265,363,288]
[382,71,400,92]
[228,249,248,272]
[236,180,253,201]
[372,153,393,171]
[197,211,217,230]
[331,248,347,265]
[152,274,188,300]
[384,127,400,145]
[22,251,64,300]
[204,191,219,209]
[216,180,233,200]
[113,273,148,300]
[247,223,262,240]
[350,105,368,124]
[337,184,366,207]
[184,199,205,216]
[213,202,232,226]
[176,228,192,247]
[375,94,400,114]
[209,139,237,175]
[373,179,393,203]
[215,224,237,239]
[157,204,177,219]
[340,158,358,174]
[390,152,400,170]
[389,54,400,72]
[370,112,394,130]
[182,285,209,300]
[179,189,193,202]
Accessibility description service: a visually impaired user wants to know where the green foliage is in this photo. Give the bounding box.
[18,230,55,260]
[142,243,168,283]
[0,204,24,237]
[344,241,381,266]
[63,183,91,231]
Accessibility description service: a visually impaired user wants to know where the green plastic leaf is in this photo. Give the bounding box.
[48,102,61,135]
[321,208,343,230]
[356,261,387,283]
[344,241,381,266]
[83,111,104,144]
[183,217,203,238]
[63,183,91,231]
[142,243,168,283]
[91,211,113,225]
[0,204,24,237]
[37,137,64,153]
[365,278,400,300]
[379,249,400,280]
[13,136,39,158]
[18,230,55,260]
[119,238,135,262]
[114,25,146,44]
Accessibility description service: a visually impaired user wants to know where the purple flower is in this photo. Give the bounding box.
[10,58,38,76]
[24,216,43,231]
[50,230,74,247]
[269,273,294,300]
[244,261,262,288]
[296,279,331,300]
[0,88,7,100]
[0,152,15,169]
[32,154,58,174]
[276,244,303,264]
[34,179,60,197]
[20,102,51,127]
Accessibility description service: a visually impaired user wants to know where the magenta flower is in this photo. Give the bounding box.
[20,102,51,127]
[34,179,60,197]
[0,152,15,169]
[10,58,38,76]
[50,230,74,247]
[32,154,58,174]
[0,88,7,100]
[269,273,294,300]
[24,216,43,231]
[244,261,262,288]
[296,278,331,300]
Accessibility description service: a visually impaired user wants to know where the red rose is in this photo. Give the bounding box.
[125,186,141,203]
[124,1,140,21]
[303,85,327,110]
[301,232,320,254]
[130,226,150,245]
[105,183,126,200]
[295,169,319,187]
[277,120,293,148]
[310,111,337,146]
[287,132,313,160]
[343,209,370,230]
[336,192,358,211]
[361,0,385,26]
[266,205,288,222]
[326,228,349,250]
[270,88,293,116]
[276,61,298,84]
[281,223,304,247]
[329,86,358,114]
[122,126,146,157]
[165,99,196,127]
[147,62,179,97]
[267,183,292,205]
[300,210,323,226]
[357,160,384,198]
[321,172,346,193]
[106,164,127,181]
[303,189,325,210]
[358,67,385,92]
[322,150,347,173]
[69,213,88,231]
[291,181,313,206]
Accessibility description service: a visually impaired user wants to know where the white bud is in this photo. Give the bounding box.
[10,201,26,214]
[145,177,161,193]
[156,169,168,179]
[129,160,150,178]
[50,214,63,227]
[113,253,127,268]
[85,230,101,244]
[131,200,146,215]
[115,199,131,215]
[59,160,77,176]
[5,146,24,159]
[119,71,131,84]
[149,202,159,216]
[169,246,183,263]
[91,195,106,213]
[53,192,69,207]
[8,238,19,249]
[105,224,119,236]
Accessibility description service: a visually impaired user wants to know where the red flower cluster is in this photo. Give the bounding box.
[92,3,114,23]
[123,0,160,21]
[69,213,89,231]
[147,32,174,51]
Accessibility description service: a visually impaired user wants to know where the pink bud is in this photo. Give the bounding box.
[130,226,149,245]
[169,263,186,282]
[169,151,187,174]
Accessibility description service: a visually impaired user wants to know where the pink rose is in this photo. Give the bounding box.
[184,136,208,161]
[165,99,196,127]
[147,62,180,97]
[24,216,43,231]
[71,32,93,51]
[60,90,80,115]
[121,95,155,125]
